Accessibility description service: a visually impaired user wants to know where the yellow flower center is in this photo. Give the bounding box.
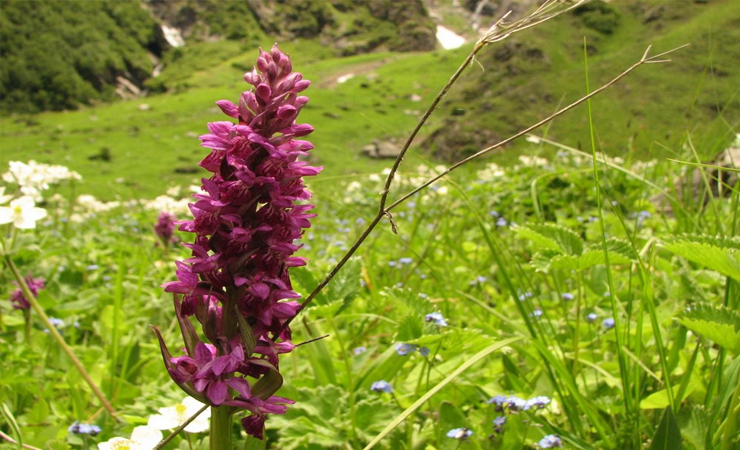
[13,205,22,215]
[112,442,131,450]
[175,403,187,415]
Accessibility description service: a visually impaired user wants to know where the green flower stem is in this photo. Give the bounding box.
[4,255,120,421]
[209,406,233,450]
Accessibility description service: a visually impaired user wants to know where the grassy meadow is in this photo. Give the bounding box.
[1,2,740,450]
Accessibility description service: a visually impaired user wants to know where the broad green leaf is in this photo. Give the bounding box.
[663,235,740,281]
[515,224,584,255]
[649,407,683,450]
[679,304,740,352]
[640,377,700,409]
[363,336,522,450]
[678,406,709,450]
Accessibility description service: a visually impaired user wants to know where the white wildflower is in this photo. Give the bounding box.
[97,426,162,450]
[0,196,47,229]
[147,397,210,433]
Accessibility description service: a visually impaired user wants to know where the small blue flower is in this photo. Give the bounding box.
[496,217,508,227]
[487,395,508,413]
[398,257,414,265]
[68,422,101,436]
[388,261,398,267]
[49,317,64,327]
[477,275,488,283]
[396,343,417,356]
[530,309,543,318]
[425,312,448,327]
[506,396,527,411]
[587,312,598,323]
[419,347,430,357]
[538,434,563,448]
[396,282,404,288]
[561,292,574,301]
[524,396,551,411]
[490,210,500,218]
[602,318,616,329]
[86,264,99,271]
[419,293,428,299]
[356,217,366,225]
[353,346,367,355]
[371,380,393,393]
[493,416,506,427]
[446,428,473,440]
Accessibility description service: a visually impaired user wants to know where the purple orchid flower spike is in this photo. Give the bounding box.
[156,43,320,441]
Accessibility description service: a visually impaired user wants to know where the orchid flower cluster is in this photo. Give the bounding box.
[155,44,321,440]
[9,275,45,310]
[154,211,177,247]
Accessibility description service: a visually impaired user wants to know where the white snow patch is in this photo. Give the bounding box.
[436,25,466,50]
[337,73,355,84]
[162,25,185,48]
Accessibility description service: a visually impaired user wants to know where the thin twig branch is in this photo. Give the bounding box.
[152,404,209,450]
[385,44,688,211]
[295,334,330,347]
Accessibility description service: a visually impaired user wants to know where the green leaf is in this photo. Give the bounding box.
[250,360,284,399]
[679,304,740,352]
[234,306,257,356]
[649,407,683,450]
[640,377,700,409]
[515,224,584,255]
[663,235,740,281]
[678,406,709,450]
[331,257,362,316]
[549,238,635,271]
[437,402,471,450]
[362,336,523,450]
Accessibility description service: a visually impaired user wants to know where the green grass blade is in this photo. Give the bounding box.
[362,337,522,450]
[1,403,23,450]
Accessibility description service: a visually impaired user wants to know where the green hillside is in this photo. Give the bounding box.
[430,0,740,162]
[1,0,738,200]
[0,0,435,113]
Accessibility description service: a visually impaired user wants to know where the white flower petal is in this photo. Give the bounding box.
[30,207,47,221]
[184,417,210,434]
[13,216,36,229]
[130,426,162,450]
[0,207,12,224]
[182,396,209,416]
[147,413,180,430]
[98,437,130,450]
